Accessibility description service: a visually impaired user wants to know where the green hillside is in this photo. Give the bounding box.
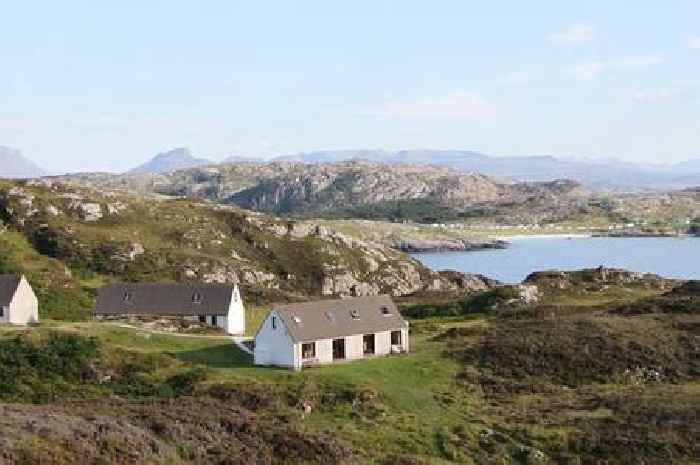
[1,271,698,464]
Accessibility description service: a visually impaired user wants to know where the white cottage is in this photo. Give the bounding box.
[0,274,39,326]
[254,295,409,370]
[92,282,245,335]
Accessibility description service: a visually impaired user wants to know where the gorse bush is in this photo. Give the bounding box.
[0,332,211,402]
[0,332,101,402]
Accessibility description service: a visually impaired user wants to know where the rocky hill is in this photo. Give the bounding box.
[0,179,493,319]
[52,160,589,223]
[0,146,45,179]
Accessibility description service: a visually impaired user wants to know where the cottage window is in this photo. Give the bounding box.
[302,342,316,360]
[363,334,375,355]
[0,306,5,318]
[391,330,402,346]
[272,316,277,329]
[198,315,206,324]
[211,315,217,326]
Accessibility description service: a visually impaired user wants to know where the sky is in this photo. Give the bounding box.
[1,1,699,173]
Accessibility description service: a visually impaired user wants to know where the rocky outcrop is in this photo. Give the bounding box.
[524,267,674,292]
[392,238,509,253]
[0,180,493,302]
[50,160,587,222]
[69,201,103,221]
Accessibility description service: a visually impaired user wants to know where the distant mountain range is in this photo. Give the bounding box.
[0,146,45,179]
[128,148,213,174]
[4,143,699,191]
[271,150,700,191]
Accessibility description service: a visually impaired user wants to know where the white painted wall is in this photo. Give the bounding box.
[254,308,410,370]
[345,334,364,360]
[254,311,299,370]
[298,328,410,368]
[225,285,245,335]
[6,276,38,325]
[300,338,334,365]
[375,331,392,356]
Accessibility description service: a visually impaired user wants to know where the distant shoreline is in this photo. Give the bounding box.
[492,233,592,240]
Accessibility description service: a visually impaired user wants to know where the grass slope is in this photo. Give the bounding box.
[1,274,698,464]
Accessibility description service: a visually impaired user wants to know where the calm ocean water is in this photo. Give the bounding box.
[411,236,700,284]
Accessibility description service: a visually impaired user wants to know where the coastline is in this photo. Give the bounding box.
[491,233,592,241]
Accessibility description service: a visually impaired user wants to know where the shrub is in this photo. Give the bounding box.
[0,332,101,402]
[458,317,700,387]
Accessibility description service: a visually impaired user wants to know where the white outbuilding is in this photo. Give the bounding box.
[92,282,245,335]
[0,274,39,326]
[254,295,409,370]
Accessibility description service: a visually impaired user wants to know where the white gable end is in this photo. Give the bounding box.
[6,276,39,325]
[225,284,246,335]
[254,311,298,369]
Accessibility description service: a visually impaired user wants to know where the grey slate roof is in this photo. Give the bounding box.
[93,283,234,316]
[0,274,21,306]
[273,295,408,342]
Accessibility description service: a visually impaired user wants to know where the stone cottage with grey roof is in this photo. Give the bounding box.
[93,282,245,335]
[254,295,409,370]
[0,274,39,326]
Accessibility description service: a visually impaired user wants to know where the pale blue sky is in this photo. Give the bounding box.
[1,1,699,173]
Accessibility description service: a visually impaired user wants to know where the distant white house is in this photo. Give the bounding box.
[254,295,409,371]
[92,282,245,335]
[0,274,39,326]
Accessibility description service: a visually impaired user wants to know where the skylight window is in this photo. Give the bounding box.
[325,311,335,322]
[123,292,133,303]
[293,315,302,324]
[192,292,203,304]
[350,309,360,320]
[380,306,392,317]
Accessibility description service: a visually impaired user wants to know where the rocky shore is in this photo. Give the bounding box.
[391,238,509,253]
[592,229,682,238]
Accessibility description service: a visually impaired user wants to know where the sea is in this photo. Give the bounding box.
[411,236,700,283]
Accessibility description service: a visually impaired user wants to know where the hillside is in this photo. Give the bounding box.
[1,269,698,464]
[0,179,493,320]
[274,150,700,191]
[52,160,590,223]
[0,146,45,179]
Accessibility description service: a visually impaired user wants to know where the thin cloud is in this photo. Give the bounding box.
[690,37,700,49]
[568,56,662,80]
[379,91,494,119]
[548,25,597,44]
